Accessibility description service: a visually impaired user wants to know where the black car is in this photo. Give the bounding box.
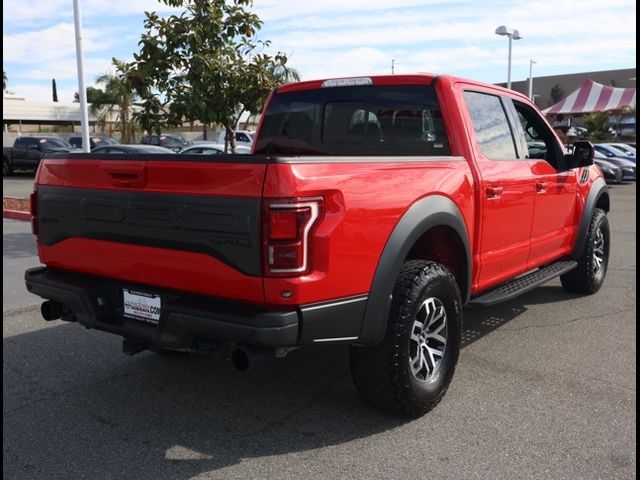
[3,136,73,176]
[68,135,119,150]
[594,158,623,184]
[90,145,176,154]
[141,134,190,152]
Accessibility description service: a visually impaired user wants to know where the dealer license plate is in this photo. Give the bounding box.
[123,289,162,324]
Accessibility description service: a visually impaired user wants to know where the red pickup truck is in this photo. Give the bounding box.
[25,74,610,417]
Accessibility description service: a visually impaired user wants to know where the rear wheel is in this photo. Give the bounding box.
[561,208,609,294]
[350,260,462,417]
[3,158,13,177]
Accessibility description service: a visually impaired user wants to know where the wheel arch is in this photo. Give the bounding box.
[573,177,609,259]
[357,195,471,346]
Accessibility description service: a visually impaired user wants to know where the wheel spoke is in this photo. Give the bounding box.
[427,345,445,358]
[427,333,447,345]
[426,305,445,328]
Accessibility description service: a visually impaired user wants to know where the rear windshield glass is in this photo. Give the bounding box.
[254,85,450,156]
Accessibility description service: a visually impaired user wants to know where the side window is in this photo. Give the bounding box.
[464,91,517,160]
[201,148,222,155]
[511,100,564,169]
[15,138,26,147]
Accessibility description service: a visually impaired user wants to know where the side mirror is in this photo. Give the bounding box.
[564,141,594,169]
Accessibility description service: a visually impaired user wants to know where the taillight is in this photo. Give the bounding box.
[30,190,38,235]
[264,198,322,275]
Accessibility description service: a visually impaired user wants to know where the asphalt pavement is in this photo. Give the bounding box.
[3,172,36,199]
[3,183,636,480]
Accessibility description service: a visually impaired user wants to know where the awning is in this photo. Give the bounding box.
[543,79,636,116]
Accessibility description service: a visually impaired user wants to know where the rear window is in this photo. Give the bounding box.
[254,85,450,156]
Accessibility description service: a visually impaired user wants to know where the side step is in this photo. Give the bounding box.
[469,260,578,307]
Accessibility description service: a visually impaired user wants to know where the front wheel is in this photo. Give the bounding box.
[561,208,610,294]
[350,261,462,417]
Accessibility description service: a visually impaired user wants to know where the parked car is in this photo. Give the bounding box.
[603,143,636,157]
[180,143,251,155]
[68,135,119,150]
[567,126,588,139]
[217,129,254,147]
[91,145,176,154]
[594,151,636,181]
[3,136,73,176]
[594,157,623,183]
[25,73,609,418]
[141,134,190,152]
[594,144,636,163]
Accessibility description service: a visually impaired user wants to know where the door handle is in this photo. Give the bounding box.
[536,182,548,193]
[485,185,504,199]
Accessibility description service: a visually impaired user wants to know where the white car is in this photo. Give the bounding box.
[179,142,251,155]
[217,130,254,147]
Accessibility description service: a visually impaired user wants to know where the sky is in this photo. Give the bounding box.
[3,0,637,103]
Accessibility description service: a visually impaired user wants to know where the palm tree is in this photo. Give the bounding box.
[3,70,7,92]
[92,59,138,142]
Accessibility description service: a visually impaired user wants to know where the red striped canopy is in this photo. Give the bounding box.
[543,79,636,116]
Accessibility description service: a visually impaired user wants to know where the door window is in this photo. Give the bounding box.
[464,91,517,160]
[511,100,564,169]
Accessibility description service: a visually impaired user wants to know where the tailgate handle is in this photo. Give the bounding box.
[100,162,146,188]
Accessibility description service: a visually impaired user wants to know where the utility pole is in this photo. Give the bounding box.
[73,0,91,152]
[391,59,395,75]
[528,59,537,100]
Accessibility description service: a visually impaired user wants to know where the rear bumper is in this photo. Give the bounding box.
[24,267,366,350]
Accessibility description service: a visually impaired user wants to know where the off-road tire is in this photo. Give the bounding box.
[561,208,610,294]
[3,158,13,177]
[350,260,462,418]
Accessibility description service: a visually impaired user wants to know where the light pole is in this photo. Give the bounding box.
[495,26,522,89]
[73,0,91,152]
[528,59,536,100]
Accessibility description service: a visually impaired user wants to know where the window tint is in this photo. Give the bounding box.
[255,85,450,156]
[464,91,517,160]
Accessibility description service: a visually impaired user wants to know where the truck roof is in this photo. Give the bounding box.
[276,73,531,103]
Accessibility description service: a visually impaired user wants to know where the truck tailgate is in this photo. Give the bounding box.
[34,155,268,303]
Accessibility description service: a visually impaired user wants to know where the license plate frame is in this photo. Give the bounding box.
[123,289,162,325]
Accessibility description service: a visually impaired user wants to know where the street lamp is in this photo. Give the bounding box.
[528,59,537,100]
[495,25,522,89]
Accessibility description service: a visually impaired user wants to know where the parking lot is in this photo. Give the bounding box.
[3,182,636,480]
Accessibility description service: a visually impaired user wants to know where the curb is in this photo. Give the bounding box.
[3,209,31,221]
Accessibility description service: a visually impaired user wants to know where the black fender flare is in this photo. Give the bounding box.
[572,177,609,259]
[357,195,472,346]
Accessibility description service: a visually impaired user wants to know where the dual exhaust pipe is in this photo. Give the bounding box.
[41,300,63,321]
[231,345,273,372]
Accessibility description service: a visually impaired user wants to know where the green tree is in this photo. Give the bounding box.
[584,112,613,142]
[52,78,58,102]
[549,83,564,105]
[91,59,138,142]
[131,0,296,152]
[3,70,7,91]
[73,86,106,104]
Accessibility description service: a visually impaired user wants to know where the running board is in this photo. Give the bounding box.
[469,260,578,307]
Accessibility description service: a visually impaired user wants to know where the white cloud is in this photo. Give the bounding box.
[3,0,635,100]
[8,83,78,102]
[3,23,116,64]
[3,0,177,27]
